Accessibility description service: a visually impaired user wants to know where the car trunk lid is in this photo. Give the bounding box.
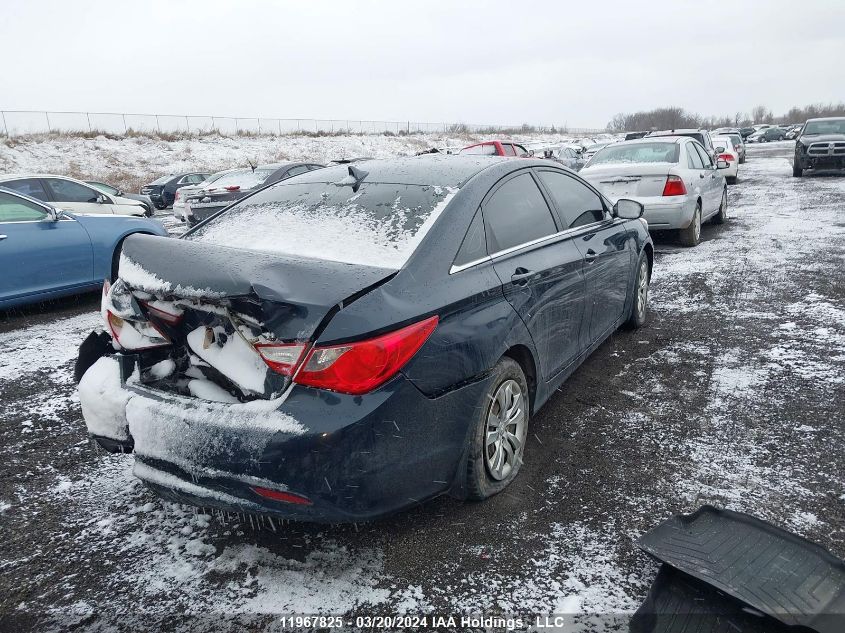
[112,234,395,401]
[581,163,675,199]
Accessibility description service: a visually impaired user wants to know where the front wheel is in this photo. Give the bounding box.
[679,203,701,247]
[624,255,649,329]
[465,358,529,501]
[793,161,803,178]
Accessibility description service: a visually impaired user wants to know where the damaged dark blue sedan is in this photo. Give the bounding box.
[77,155,653,522]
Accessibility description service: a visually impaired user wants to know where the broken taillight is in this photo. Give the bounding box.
[106,310,171,350]
[293,316,438,395]
[251,486,312,505]
[254,343,307,376]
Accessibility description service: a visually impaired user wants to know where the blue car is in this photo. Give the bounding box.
[76,156,653,522]
[0,187,168,310]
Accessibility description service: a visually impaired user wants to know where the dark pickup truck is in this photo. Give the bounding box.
[793,117,845,177]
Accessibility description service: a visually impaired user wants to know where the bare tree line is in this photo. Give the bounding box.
[606,102,845,132]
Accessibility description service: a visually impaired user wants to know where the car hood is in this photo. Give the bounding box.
[799,134,845,145]
[114,196,145,206]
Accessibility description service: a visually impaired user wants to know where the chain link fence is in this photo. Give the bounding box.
[0,110,606,138]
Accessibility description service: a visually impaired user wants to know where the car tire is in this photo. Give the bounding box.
[623,255,649,329]
[465,357,529,501]
[712,188,728,225]
[726,175,737,185]
[793,161,803,178]
[679,203,702,247]
[154,202,167,210]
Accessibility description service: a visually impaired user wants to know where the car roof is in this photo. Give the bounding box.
[649,129,705,136]
[272,154,512,187]
[615,136,685,145]
[805,117,845,122]
[0,173,89,182]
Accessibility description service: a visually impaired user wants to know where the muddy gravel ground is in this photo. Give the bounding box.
[1,142,843,631]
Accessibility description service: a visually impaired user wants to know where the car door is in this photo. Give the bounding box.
[483,170,587,380]
[693,143,721,217]
[43,178,116,215]
[536,169,632,346]
[0,191,93,302]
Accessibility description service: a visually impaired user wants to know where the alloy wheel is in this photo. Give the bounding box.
[636,259,649,321]
[694,207,701,242]
[485,379,526,481]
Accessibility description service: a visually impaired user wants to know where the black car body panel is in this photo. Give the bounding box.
[141,172,210,208]
[80,155,653,522]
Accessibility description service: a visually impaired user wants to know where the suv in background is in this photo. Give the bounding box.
[793,117,845,177]
[460,141,529,157]
[140,172,210,209]
[647,129,715,157]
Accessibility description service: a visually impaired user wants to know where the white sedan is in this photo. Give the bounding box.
[580,136,730,247]
[0,174,147,216]
[712,136,740,184]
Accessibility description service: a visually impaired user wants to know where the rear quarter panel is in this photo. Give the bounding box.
[75,215,168,281]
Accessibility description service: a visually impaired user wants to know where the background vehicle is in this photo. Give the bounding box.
[647,129,715,157]
[172,169,237,222]
[583,141,613,160]
[793,117,845,177]
[580,137,730,246]
[78,155,652,522]
[747,127,787,143]
[625,131,651,140]
[0,187,167,309]
[87,181,154,216]
[184,162,324,226]
[546,145,585,171]
[712,136,740,184]
[0,175,148,216]
[140,172,211,209]
[712,129,746,163]
[739,127,755,139]
[460,141,529,157]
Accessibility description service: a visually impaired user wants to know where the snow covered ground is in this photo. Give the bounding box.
[0,141,843,631]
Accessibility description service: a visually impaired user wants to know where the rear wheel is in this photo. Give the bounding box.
[465,357,529,500]
[712,188,728,224]
[679,203,701,247]
[727,176,737,185]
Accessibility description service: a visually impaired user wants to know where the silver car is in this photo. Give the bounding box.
[579,137,730,246]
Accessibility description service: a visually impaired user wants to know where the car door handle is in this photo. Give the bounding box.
[511,268,537,286]
[584,249,598,263]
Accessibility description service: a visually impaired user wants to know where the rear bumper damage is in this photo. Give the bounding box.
[78,348,491,523]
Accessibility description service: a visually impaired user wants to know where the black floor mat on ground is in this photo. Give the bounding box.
[630,564,789,633]
[637,506,845,633]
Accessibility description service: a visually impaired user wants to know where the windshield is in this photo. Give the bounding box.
[588,142,679,165]
[205,169,276,190]
[802,120,845,135]
[151,175,174,185]
[89,182,119,195]
[189,181,457,269]
[712,138,733,150]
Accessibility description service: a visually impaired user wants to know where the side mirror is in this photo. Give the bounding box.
[96,194,108,204]
[715,146,726,153]
[116,190,124,197]
[614,198,644,219]
[46,207,65,221]
[528,149,535,157]
[716,159,730,169]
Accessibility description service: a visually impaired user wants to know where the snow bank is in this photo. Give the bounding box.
[78,356,131,441]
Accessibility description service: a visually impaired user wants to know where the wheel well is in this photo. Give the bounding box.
[502,345,537,413]
[643,243,654,281]
[111,232,152,281]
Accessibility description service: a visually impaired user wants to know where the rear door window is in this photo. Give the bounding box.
[537,170,606,228]
[45,178,100,203]
[694,143,714,168]
[687,143,705,169]
[482,172,558,252]
[2,178,50,201]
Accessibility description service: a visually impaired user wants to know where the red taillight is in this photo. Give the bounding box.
[106,309,170,350]
[251,486,312,506]
[224,185,241,191]
[255,343,307,376]
[718,153,734,162]
[662,175,687,197]
[174,192,181,201]
[294,316,438,395]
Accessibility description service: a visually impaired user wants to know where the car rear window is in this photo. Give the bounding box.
[188,181,457,269]
[460,144,497,156]
[206,169,276,190]
[589,142,679,165]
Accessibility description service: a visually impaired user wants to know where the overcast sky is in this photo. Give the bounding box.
[3,0,844,128]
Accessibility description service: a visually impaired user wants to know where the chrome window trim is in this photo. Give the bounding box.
[448,218,611,275]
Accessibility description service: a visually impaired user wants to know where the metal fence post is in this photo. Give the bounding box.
[1,111,8,136]
[87,112,92,132]
[234,118,238,135]
[211,116,216,133]
[122,114,127,134]
[45,112,51,133]
[185,115,190,133]
[155,115,160,133]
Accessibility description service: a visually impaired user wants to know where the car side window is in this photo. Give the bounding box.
[286,165,310,178]
[482,172,558,253]
[2,178,50,201]
[687,144,705,169]
[453,209,487,267]
[502,144,517,156]
[537,170,606,229]
[694,143,713,168]
[0,191,48,222]
[45,178,100,203]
